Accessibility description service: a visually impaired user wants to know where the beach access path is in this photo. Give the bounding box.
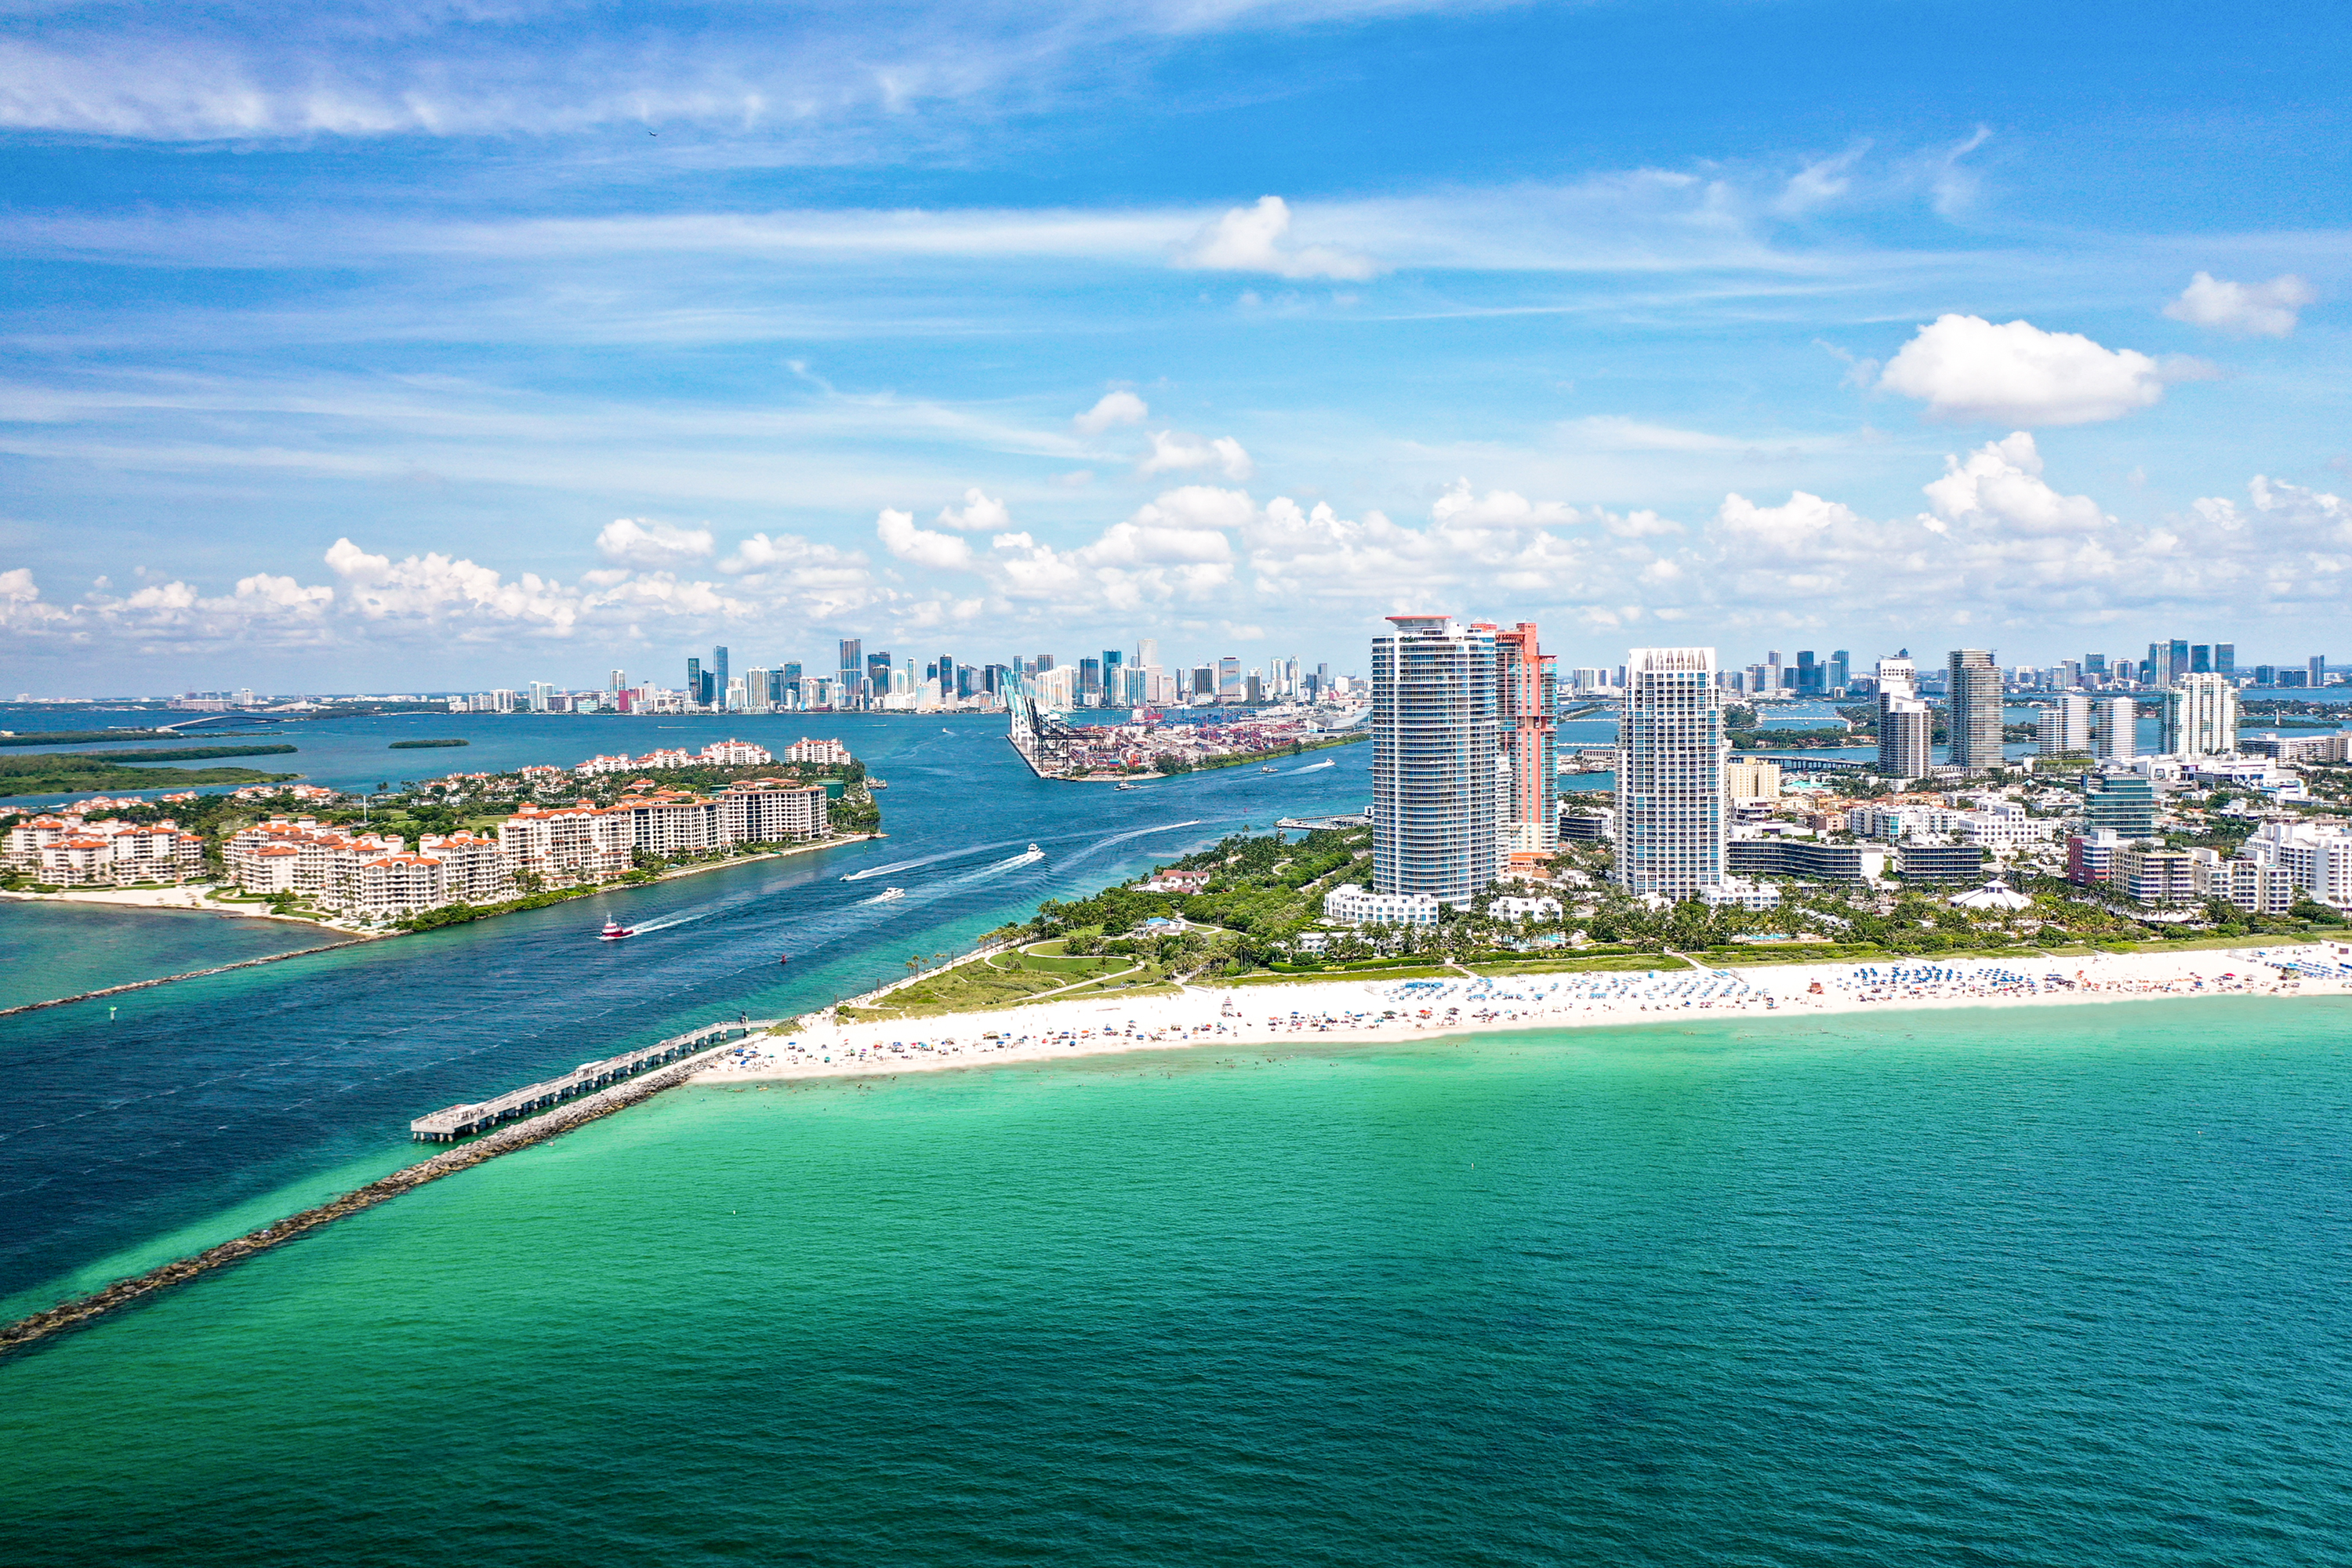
[698,942,2352,1086]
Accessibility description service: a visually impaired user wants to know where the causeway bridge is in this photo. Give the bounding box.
[409,1018,776,1142]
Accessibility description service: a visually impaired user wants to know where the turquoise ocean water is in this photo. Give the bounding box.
[8,707,2352,1559]
[4,998,2350,1564]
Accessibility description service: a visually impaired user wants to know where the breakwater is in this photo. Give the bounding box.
[1,1018,776,1357]
[0,934,376,1018]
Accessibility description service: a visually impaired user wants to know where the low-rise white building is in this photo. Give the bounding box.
[2242,820,2352,908]
[784,738,851,766]
[1489,893,1565,922]
[1323,883,1441,926]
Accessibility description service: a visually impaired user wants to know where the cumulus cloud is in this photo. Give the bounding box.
[1174,196,1378,281]
[1138,430,1254,480]
[2164,271,2316,338]
[934,488,1011,531]
[1919,432,2107,535]
[1878,314,2172,426]
[1431,479,1591,529]
[595,517,715,568]
[875,508,977,571]
[1073,390,1148,435]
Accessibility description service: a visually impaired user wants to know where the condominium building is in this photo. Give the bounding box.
[1946,648,2004,771]
[1371,615,1500,906]
[1876,655,1931,780]
[1323,883,1442,926]
[2242,820,2352,907]
[2082,772,2158,839]
[2114,843,2197,907]
[1724,758,1782,801]
[2091,696,2136,761]
[1613,645,1725,900]
[2161,673,2238,757]
[3,812,206,885]
[2036,693,2092,757]
[1491,622,1558,865]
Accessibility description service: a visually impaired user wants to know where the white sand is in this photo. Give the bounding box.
[695,941,2352,1083]
[0,883,347,929]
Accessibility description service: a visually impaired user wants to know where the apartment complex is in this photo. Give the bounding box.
[3,811,207,886]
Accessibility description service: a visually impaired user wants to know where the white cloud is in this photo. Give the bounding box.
[1878,314,2171,426]
[2164,271,2316,338]
[1431,479,1589,529]
[1919,432,2107,535]
[595,517,716,568]
[1073,390,1148,435]
[1138,430,1254,480]
[875,507,975,571]
[1773,144,1868,216]
[934,488,1011,531]
[1174,196,1379,281]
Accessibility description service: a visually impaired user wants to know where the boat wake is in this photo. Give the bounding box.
[1286,758,1336,774]
[841,835,1036,881]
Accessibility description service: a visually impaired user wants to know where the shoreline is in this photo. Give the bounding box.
[699,942,2352,1086]
[0,831,883,937]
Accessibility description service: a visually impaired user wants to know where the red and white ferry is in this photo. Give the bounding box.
[598,920,635,941]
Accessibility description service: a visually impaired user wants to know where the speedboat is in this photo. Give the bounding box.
[1115,781,1139,790]
[1260,764,1277,773]
[599,920,634,941]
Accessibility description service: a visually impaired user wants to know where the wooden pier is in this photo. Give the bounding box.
[409,1019,774,1141]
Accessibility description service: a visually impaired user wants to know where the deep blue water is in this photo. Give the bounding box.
[0,716,1371,1310]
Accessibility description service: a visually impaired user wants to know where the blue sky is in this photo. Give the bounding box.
[4,0,2349,693]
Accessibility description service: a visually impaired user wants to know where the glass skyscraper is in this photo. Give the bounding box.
[1371,615,1499,906]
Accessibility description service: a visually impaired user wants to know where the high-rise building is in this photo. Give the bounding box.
[2085,653,2108,679]
[1614,647,1726,900]
[1078,657,1102,702]
[1875,655,1929,780]
[1371,615,1500,906]
[1828,650,1850,693]
[1880,699,1932,780]
[2092,696,2136,761]
[1491,622,1558,866]
[711,644,729,695]
[2215,643,2235,678]
[2190,644,2212,675]
[2162,673,2238,756]
[866,652,891,706]
[1192,665,1214,699]
[1946,649,2003,771]
[1218,656,1243,700]
[2312,655,2329,688]
[686,656,703,707]
[2036,693,2092,756]
[1135,637,1159,672]
[837,639,862,706]
[1795,650,1820,695]
[2085,773,2158,840]
[1102,649,1123,706]
[608,668,626,691]
[935,653,955,701]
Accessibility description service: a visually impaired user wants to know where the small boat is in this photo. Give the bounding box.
[1115,781,1139,790]
[599,920,634,941]
[1260,764,1277,773]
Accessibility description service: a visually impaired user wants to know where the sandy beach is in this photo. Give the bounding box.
[695,942,2352,1084]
